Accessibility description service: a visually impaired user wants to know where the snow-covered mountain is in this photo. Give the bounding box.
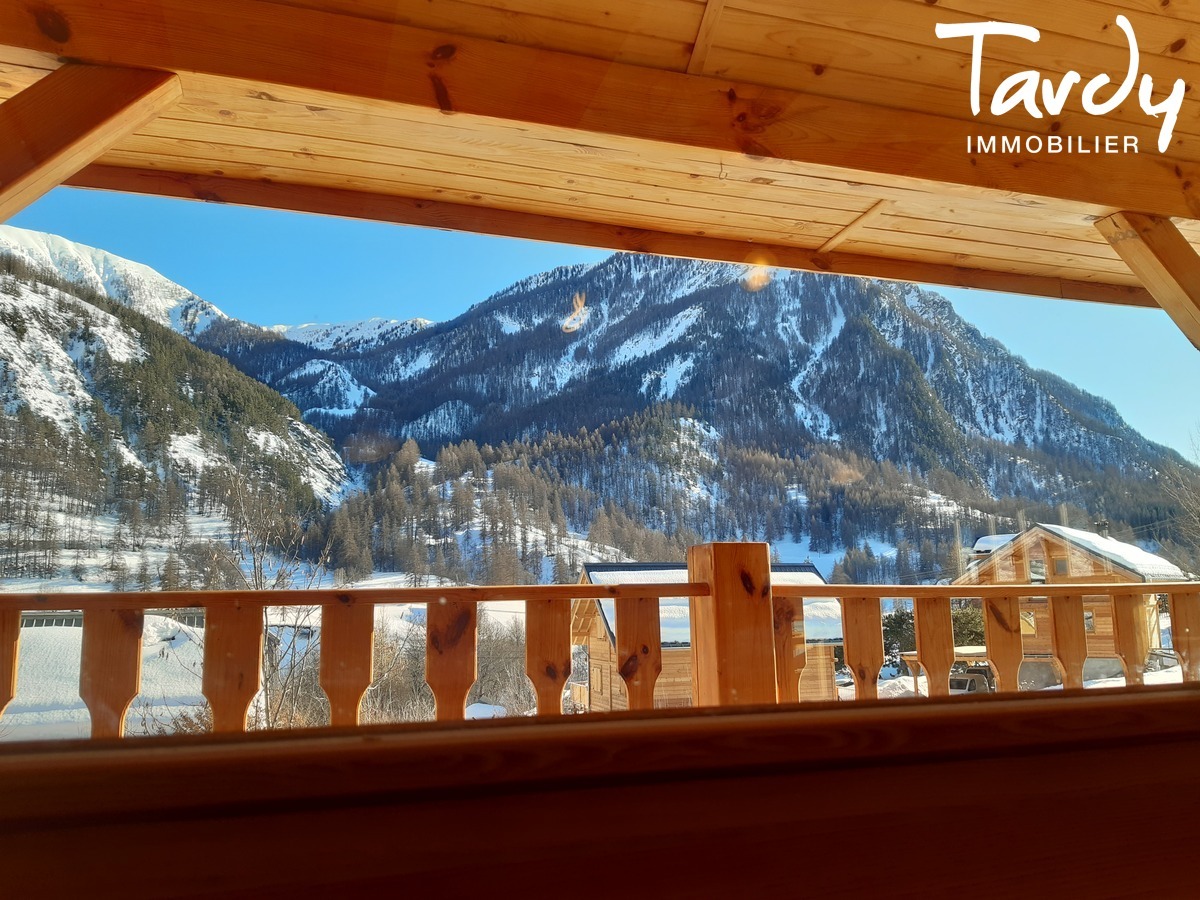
[216,252,1178,499]
[270,317,432,353]
[0,242,346,504]
[0,225,228,338]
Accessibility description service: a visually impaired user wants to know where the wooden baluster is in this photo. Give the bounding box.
[426,600,477,722]
[773,593,804,703]
[983,595,1024,693]
[1112,593,1151,687]
[524,597,571,716]
[79,608,144,738]
[914,596,955,698]
[1170,592,1200,682]
[687,542,775,706]
[319,597,374,727]
[203,601,264,733]
[615,596,662,711]
[0,608,18,718]
[1049,593,1087,691]
[840,596,882,701]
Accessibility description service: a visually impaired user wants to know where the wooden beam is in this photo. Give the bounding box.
[687,0,727,75]
[818,199,890,254]
[4,0,1200,218]
[0,64,180,221]
[65,165,1157,308]
[1096,211,1200,348]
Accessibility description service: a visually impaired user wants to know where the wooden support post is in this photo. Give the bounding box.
[0,608,17,718]
[615,597,662,711]
[1096,212,1200,349]
[1170,592,1200,682]
[688,542,775,707]
[525,597,571,716]
[983,596,1024,693]
[79,608,144,739]
[914,596,955,698]
[0,64,181,222]
[773,593,804,704]
[1112,593,1152,687]
[840,596,883,701]
[203,601,264,733]
[1049,594,1088,691]
[319,597,374,727]
[426,600,477,722]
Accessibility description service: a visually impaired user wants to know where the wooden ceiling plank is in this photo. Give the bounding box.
[818,200,890,254]
[869,211,1122,262]
[850,227,1132,277]
[64,164,1154,308]
[99,136,854,241]
[95,148,837,247]
[135,114,870,223]
[3,0,1200,218]
[0,63,181,222]
[687,0,728,74]
[1096,211,1200,346]
[840,237,1140,285]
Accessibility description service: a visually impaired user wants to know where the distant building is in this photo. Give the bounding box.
[955,523,1184,662]
[570,562,839,711]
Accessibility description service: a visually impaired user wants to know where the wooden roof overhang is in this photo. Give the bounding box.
[4,1,1200,344]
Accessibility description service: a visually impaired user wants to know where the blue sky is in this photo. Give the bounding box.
[11,187,1199,458]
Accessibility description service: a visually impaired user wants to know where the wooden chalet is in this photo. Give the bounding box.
[5,0,1200,895]
[571,561,838,711]
[956,523,1183,663]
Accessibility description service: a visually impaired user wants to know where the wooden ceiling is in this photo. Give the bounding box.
[5,0,1200,315]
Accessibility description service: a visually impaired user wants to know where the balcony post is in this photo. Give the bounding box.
[688,542,775,707]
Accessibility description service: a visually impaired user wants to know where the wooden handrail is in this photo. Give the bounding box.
[0,581,713,612]
[772,582,1197,599]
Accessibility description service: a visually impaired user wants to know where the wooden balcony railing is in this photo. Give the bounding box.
[0,541,1196,741]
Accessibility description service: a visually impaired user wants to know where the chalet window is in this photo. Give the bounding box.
[1083,610,1095,634]
[1054,558,1069,576]
[1021,611,1037,635]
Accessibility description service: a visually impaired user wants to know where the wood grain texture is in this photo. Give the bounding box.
[614,597,662,711]
[687,543,775,706]
[0,63,180,221]
[203,601,264,733]
[319,597,374,726]
[79,608,144,738]
[982,596,1024,693]
[913,596,955,698]
[426,600,477,721]
[772,592,803,703]
[840,596,883,700]
[1049,594,1088,690]
[1097,212,1200,347]
[4,0,1200,220]
[63,165,1154,308]
[1170,592,1200,682]
[6,688,1200,897]
[0,607,17,717]
[524,597,571,715]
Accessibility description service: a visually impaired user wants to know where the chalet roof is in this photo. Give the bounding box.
[1038,524,1185,583]
[580,562,841,646]
[5,1,1200,348]
[972,534,1020,555]
[961,523,1185,583]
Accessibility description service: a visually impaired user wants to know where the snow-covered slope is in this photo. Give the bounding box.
[270,317,432,352]
[0,225,227,337]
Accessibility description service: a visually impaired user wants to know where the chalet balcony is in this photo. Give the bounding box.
[2,542,1199,896]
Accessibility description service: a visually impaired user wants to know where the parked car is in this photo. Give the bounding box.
[948,672,991,695]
